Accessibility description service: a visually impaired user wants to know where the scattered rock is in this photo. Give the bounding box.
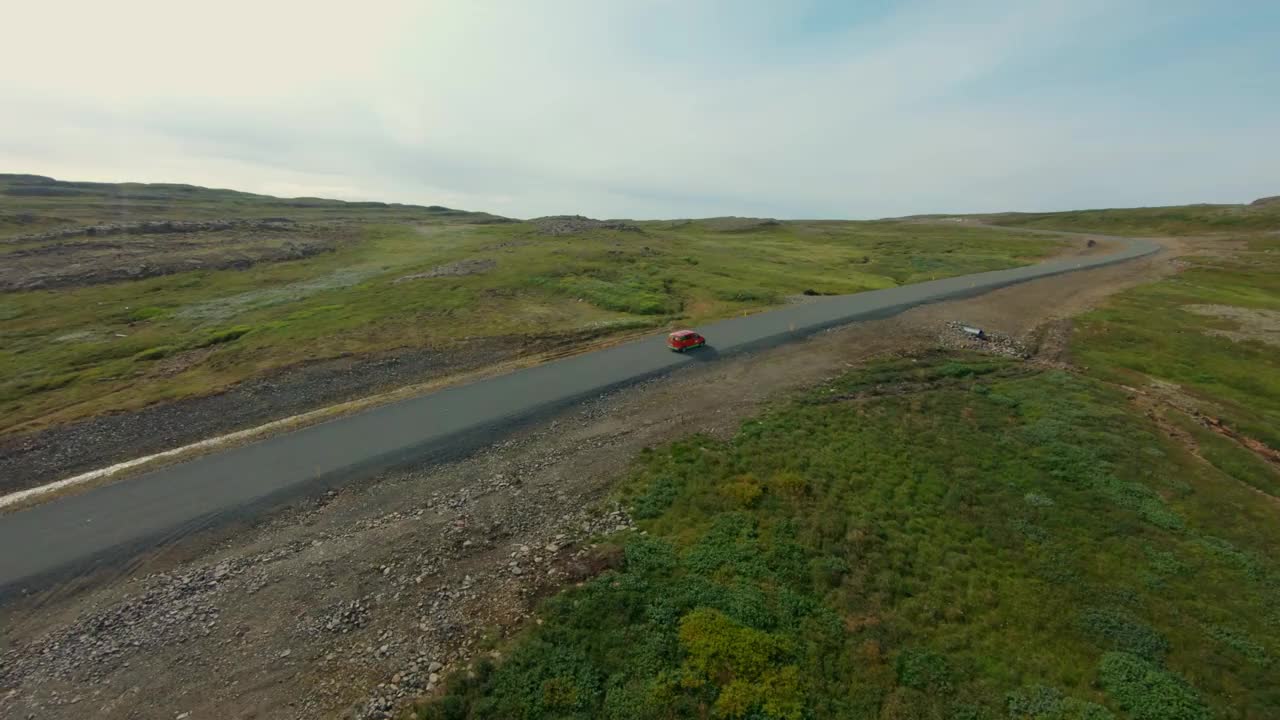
[319,599,370,634]
[529,215,642,236]
[7,219,294,244]
[0,219,331,292]
[393,258,496,284]
[938,321,1030,359]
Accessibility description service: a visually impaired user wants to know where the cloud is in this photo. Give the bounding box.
[2,0,1276,218]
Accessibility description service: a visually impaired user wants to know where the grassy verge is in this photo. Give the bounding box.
[418,355,1279,719]
[0,219,1060,433]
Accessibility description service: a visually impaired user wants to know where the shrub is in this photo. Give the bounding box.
[684,514,769,580]
[631,475,680,519]
[770,471,809,499]
[715,288,779,303]
[548,274,678,315]
[1203,624,1271,666]
[1098,652,1209,720]
[134,345,178,361]
[127,305,169,322]
[895,648,951,691]
[677,608,801,719]
[720,475,763,508]
[481,642,603,718]
[949,704,995,720]
[1024,492,1055,508]
[1079,608,1169,660]
[1195,536,1263,580]
[20,372,79,392]
[936,361,999,378]
[624,536,678,576]
[1007,685,1114,720]
[810,555,848,589]
[197,325,253,347]
[987,392,1022,407]
[1144,546,1188,579]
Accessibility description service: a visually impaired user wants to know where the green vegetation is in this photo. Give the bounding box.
[0,180,1061,433]
[419,355,1280,719]
[9,176,1278,717]
[1067,227,1279,461]
[1097,653,1208,720]
[982,199,1280,235]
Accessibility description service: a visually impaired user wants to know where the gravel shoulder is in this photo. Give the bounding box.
[0,238,1183,720]
[0,330,631,496]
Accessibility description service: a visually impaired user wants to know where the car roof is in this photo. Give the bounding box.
[669,329,698,337]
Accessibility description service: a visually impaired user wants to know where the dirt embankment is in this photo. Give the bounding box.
[0,238,1187,720]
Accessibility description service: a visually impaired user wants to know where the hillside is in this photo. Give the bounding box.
[892,197,1280,236]
[0,176,1071,493]
[0,173,506,229]
[978,199,1280,235]
[1,179,1276,720]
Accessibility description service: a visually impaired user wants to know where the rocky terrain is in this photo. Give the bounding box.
[0,220,340,291]
[528,215,643,236]
[393,259,497,284]
[0,385,652,720]
[5,219,296,244]
[937,320,1032,358]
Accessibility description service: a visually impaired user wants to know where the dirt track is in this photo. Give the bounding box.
[0,236,1187,720]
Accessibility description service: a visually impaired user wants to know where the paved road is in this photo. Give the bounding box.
[0,237,1160,594]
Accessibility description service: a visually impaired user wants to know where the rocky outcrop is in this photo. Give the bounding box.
[393,258,496,283]
[7,218,295,243]
[529,215,642,236]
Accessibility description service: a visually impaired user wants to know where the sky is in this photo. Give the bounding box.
[1,0,1277,219]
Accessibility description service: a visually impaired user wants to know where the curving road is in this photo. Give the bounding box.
[0,236,1160,595]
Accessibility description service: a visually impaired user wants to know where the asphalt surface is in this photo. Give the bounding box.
[0,237,1160,595]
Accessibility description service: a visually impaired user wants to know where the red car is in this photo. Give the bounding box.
[667,329,707,352]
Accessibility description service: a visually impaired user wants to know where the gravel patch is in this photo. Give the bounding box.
[1183,304,1280,347]
[937,320,1032,359]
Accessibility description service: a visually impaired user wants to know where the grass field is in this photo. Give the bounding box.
[0,179,1063,434]
[978,200,1279,466]
[418,355,1280,720]
[1073,233,1280,452]
[414,203,1280,720]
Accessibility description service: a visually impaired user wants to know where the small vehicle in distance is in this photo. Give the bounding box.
[667,329,707,352]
